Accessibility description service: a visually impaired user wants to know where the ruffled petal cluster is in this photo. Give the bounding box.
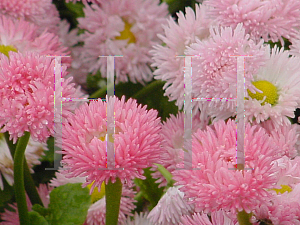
[204,0,300,42]
[59,96,162,188]
[0,52,84,143]
[172,119,282,213]
[75,0,168,84]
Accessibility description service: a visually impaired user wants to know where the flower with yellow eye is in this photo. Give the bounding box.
[244,47,300,127]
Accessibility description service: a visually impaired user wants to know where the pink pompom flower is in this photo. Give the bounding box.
[172,119,282,214]
[75,0,168,84]
[0,0,60,34]
[204,0,300,43]
[59,96,162,190]
[151,4,213,112]
[186,23,268,121]
[0,51,84,143]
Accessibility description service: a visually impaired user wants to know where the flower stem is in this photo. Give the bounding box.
[237,210,252,225]
[105,178,122,225]
[132,80,165,100]
[14,131,30,225]
[4,132,43,207]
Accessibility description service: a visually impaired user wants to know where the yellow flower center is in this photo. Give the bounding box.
[99,134,114,142]
[247,80,278,106]
[115,20,136,44]
[87,181,105,203]
[0,45,17,57]
[272,185,292,194]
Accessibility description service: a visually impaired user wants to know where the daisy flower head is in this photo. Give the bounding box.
[0,16,69,60]
[180,210,238,225]
[252,183,300,225]
[258,120,299,158]
[124,212,153,225]
[0,0,60,34]
[290,31,300,57]
[147,186,194,225]
[151,111,209,187]
[244,47,300,128]
[151,4,213,111]
[186,23,268,121]
[0,51,84,143]
[172,119,281,214]
[204,0,300,43]
[76,0,168,84]
[59,95,162,189]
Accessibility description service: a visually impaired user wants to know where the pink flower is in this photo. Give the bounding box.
[151,4,213,112]
[244,47,300,128]
[0,51,84,143]
[151,112,209,187]
[0,0,60,34]
[59,96,162,189]
[172,119,281,213]
[75,0,168,85]
[0,184,53,225]
[180,210,238,225]
[0,16,69,60]
[83,188,135,225]
[252,183,300,225]
[204,0,300,43]
[147,186,194,225]
[258,120,299,158]
[186,23,268,121]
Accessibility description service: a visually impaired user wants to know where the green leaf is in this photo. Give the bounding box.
[154,163,175,187]
[65,2,85,18]
[134,168,164,210]
[46,183,91,225]
[28,211,49,225]
[32,204,49,218]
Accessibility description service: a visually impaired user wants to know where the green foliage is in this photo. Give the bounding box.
[28,211,49,225]
[134,168,165,211]
[0,175,14,209]
[45,183,91,225]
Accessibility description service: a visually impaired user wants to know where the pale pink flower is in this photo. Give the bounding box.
[59,96,162,189]
[290,31,300,57]
[0,184,53,225]
[147,186,194,225]
[186,23,268,121]
[252,183,300,225]
[180,210,238,225]
[0,52,84,143]
[76,0,168,84]
[172,119,281,213]
[0,136,47,190]
[0,0,60,34]
[244,47,300,128]
[124,212,153,225]
[204,0,300,43]
[0,16,69,59]
[151,112,209,187]
[83,188,135,225]
[151,4,213,112]
[257,120,299,158]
